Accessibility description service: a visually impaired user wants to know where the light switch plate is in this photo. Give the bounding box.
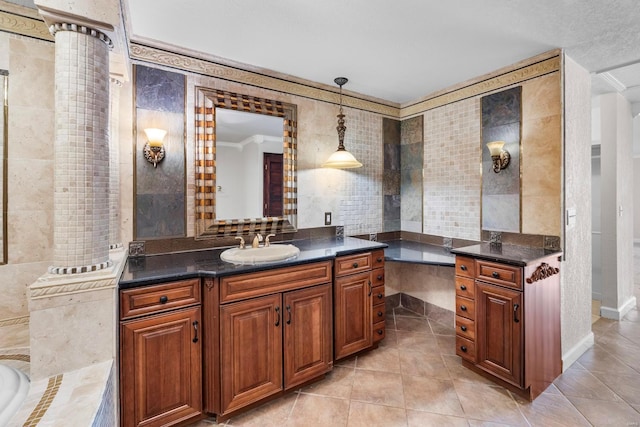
[324,212,332,225]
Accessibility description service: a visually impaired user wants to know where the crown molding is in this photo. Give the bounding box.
[0,7,53,42]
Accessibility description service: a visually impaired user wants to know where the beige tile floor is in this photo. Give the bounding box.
[1,247,639,426]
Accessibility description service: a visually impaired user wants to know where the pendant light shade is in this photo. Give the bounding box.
[322,77,363,169]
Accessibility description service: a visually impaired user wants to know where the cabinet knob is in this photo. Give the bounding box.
[460,345,468,352]
[377,311,383,317]
[353,262,359,268]
[460,305,467,311]
[492,271,499,278]
[159,295,168,304]
[377,274,383,281]
[460,325,467,332]
[460,265,467,271]
[377,329,384,335]
[377,293,383,299]
[460,285,467,291]
[377,257,383,263]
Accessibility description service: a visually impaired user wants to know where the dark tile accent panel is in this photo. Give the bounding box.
[481,86,521,128]
[136,193,186,239]
[401,142,423,171]
[401,169,423,222]
[136,65,185,113]
[383,117,401,145]
[401,293,425,316]
[384,220,401,233]
[383,170,400,195]
[481,86,522,233]
[400,115,423,145]
[384,143,400,170]
[384,195,401,221]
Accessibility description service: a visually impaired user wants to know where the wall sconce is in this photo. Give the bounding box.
[486,140,510,173]
[322,77,363,169]
[143,128,167,168]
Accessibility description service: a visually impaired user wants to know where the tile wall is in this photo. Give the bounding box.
[382,118,401,232]
[400,116,424,233]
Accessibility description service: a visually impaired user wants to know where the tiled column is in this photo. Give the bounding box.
[48,23,113,274]
[109,77,122,249]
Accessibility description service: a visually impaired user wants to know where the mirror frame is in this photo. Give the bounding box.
[194,87,297,238]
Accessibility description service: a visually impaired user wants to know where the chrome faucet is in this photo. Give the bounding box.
[252,233,263,248]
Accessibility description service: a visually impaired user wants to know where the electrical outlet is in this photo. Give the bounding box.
[324,212,332,225]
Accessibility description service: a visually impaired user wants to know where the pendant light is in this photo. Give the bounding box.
[322,77,363,168]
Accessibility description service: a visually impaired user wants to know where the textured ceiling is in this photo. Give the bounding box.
[125,0,640,106]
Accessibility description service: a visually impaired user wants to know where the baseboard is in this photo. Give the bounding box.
[562,331,594,371]
[600,296,637,320]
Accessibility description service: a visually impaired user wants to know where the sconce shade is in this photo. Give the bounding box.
[144,128,167,147]
[322,147,363,168]
[486,140,505,156]
[322,77,363,169]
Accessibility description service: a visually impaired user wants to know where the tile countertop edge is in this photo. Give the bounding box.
[118,237,388,289]
[450,243,562,267]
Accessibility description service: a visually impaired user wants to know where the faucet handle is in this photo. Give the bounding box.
[252,233,263,248]
[234,236,245,249]
[265,234,276,246]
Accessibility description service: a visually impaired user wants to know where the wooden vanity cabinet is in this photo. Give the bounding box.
[216,261,333,418]
[334,250,385,360]
[454,253,561,400]
[119,279,202,427]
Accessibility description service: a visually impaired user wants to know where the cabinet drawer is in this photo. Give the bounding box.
[455,296,475,320]
[456,336,476,362]
[372,303,386,323]
[455,256,474,278]
[120,279,201,320]
[455,315,475,340]
[372,285,385,303]
[220,261,332,303]
[476,260,522,290]
[372,250,385,269]
[335,253,372,277]
[373,321,385,343]
[371,269,385,286]
[455,277,474,298]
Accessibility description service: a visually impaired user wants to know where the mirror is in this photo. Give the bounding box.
[215,109,284,219]
[194,87,297,238]
[0,70,6,264]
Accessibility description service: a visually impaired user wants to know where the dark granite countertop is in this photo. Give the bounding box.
[119,237,387,289]
[382,240,455,267]
[450,243,562,267]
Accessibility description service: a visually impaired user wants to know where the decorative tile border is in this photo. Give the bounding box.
[0,315,29,327]
[0,10,54,42]
[23,374,63,427]
[0,353,30,362]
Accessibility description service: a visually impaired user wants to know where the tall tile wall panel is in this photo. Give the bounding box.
[337,107,384,236]
[135,65,185,239]
[383,118,401,232]
[51,29,110,272]
[400,116,423,233]
[109,78,122,248]
[423,98,481,241]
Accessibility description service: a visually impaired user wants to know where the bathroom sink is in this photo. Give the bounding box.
[221,244,300,265]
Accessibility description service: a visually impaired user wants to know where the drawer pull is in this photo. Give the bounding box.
[377,293,384,299]
[275,306,281,327]
[377,329,384,335]
[353,262,359,268]
[460,305,467,311]
[460,345,468,353]
[492,271,499,278]
[286,305,292,325]
[159,295,168,304]
[192,321,199,343]
[377,257,383,263]
[460,285,467,291]
[377,311,383,317]
[513,303,520,323]
[460,325,467,332]
[377,274,383,281]
[368,281,372,296]
[460,265,467,271]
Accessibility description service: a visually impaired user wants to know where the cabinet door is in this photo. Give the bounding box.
[220,294,283,415]
[120,306,202,427]
[476,282,523,387]
[334,271,372,359]
[284,283,333,389]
